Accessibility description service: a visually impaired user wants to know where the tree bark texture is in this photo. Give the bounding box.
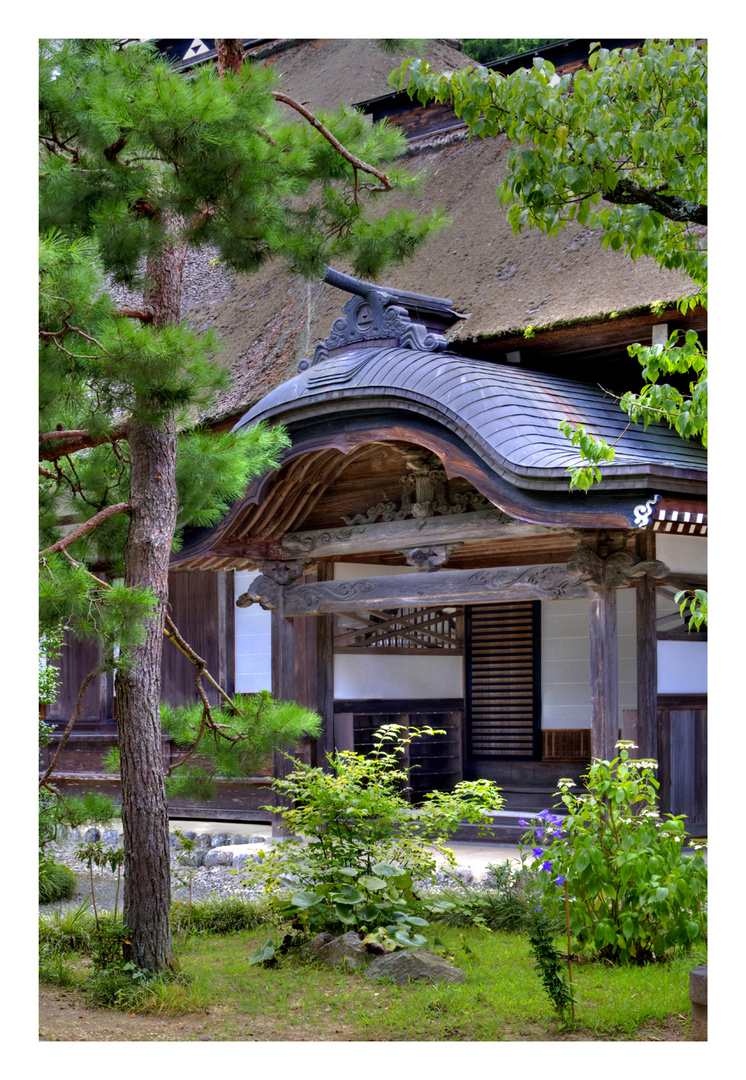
[115,237,183,973]
[215,39,245,76]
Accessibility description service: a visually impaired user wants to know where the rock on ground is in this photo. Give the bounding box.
[365,949,466,984]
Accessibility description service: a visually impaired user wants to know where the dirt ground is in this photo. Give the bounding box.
[38,985,690,1042]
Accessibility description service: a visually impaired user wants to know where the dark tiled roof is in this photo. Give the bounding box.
[235,345,706,495]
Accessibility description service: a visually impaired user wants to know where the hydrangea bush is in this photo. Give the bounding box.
[519,742,707,964]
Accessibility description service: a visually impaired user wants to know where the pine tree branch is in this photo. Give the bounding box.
[39,428,128,461]
[39,662,104,787]
[40,502,132,556]
[112,306,155,323]
[272,92,393,191]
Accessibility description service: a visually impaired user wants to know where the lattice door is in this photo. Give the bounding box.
[466,602,540,759]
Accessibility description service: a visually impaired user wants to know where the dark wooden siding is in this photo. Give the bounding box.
[657,693,707,835]
[45,631,112,727]
[466,602,541,759]
[162,570,234,707]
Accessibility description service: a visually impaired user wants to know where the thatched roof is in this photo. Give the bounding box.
[169,39,698,423]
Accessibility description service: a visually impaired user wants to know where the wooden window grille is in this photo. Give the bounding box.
[333,606,463,654]
[466,601,540,759]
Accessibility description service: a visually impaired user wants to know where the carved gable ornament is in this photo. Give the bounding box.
[298,289,448,374]
[342,451,513,526]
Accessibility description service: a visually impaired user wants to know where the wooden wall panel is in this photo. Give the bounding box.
[162,570,233,707]
[45,630,112,727]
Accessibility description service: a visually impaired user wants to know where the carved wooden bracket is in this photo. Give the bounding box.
[568,543,669,590]
[397,544,459,571]
[235,573,282,611]
[252,558,309,585]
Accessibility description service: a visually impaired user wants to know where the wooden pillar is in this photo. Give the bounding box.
[271,593,295,836]
[589,585,619,761]
[635,532,658,761]
[315,562,335,770]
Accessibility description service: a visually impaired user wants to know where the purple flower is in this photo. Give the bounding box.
[532,847,544,858]
[517,819,528,827]
[539,810,550,819]
[551,830,563,839]
[541,861,553,872]
[554,875,566,886]
[535,828,544,839]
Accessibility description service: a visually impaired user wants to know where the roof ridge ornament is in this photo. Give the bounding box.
[298,288,448,373]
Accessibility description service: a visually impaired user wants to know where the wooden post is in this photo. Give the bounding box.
[635,532,658,762]
[271,591,295,837]
[315,562,336,770]
[589,585,619,761]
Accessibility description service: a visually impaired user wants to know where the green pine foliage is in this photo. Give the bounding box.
[40,38,446,675]
[158,692,323,801]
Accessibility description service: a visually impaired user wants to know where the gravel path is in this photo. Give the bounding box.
[39,845,270,920]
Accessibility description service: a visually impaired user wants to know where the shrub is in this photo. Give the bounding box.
[39,857,77,904]
[39,900,96,952]
[520,742,707,964]
[244,725,502,955]
[261,723,503,884]
[171,895,269,936]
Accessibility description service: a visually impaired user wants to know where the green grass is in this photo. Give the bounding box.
[159,926,693,1040]
[39,904,698,1040]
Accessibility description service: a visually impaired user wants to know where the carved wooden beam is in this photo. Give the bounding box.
[236,562,589,616]
[280,510,560,560]
[568,542,669,591]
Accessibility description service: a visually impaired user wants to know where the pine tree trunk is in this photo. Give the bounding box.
[115,236,184,973]
[215,39,245,76]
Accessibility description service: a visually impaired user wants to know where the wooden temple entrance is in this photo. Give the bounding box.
[158,276,709,836]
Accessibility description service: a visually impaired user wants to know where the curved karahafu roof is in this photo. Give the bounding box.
[239,344,705,495]
[171,284,706,569]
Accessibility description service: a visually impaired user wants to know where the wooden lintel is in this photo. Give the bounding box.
[239,562,589,616]
[281,511,560,560]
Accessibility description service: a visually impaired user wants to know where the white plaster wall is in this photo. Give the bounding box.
[233,570,272,694]
[655,534,707,574]
[658,641,708,693]
[540,590,637,730]
[333,562,464,700]
[334,653,464,700]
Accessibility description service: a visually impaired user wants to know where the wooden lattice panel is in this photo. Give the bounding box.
[333,606,463,653]
[466,602,539,759]
[542,729,591,761]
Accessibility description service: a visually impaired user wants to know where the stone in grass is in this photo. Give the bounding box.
[203,848,234,868]
[102,829,118,846]
[230,834,248,846]
[315,932,368,969]
[211,833,231,848]
[300,933,336,959]
[194,833,213,850]
[365,949,466,985]
[84,827,101,843]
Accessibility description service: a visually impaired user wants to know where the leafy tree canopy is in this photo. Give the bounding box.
[392,39,707,627]
[394,40,706,290]
[460,39,562,65]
